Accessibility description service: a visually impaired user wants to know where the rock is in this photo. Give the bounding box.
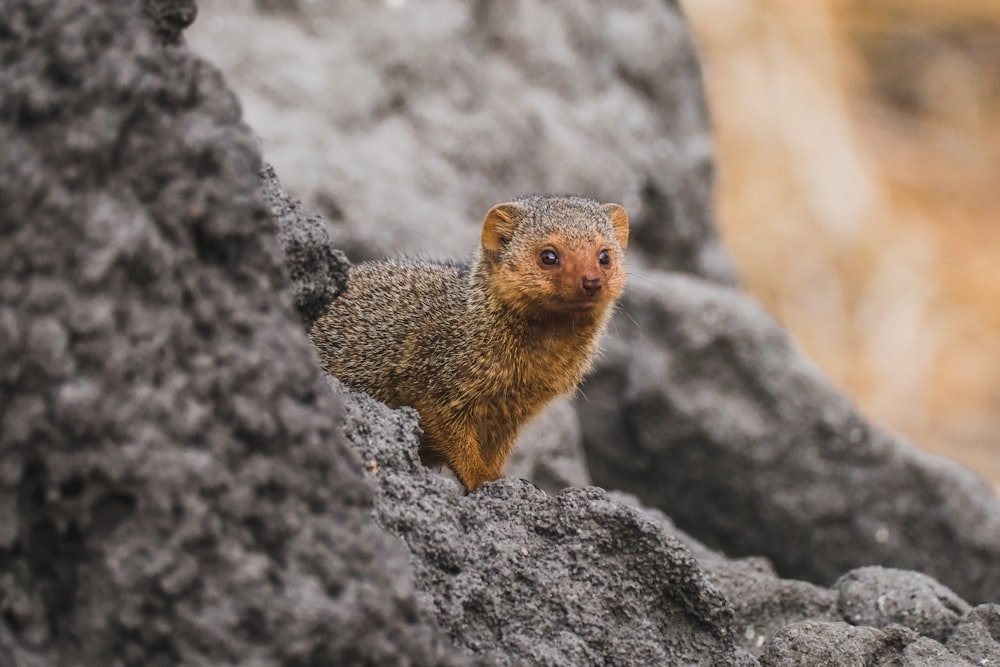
[5,0,1000,665]
[187,0,737,285]
[0,2,462,664]
[759,621,971,667]
[579,269,1000,604]
[327,377,756,666]
[835,566,970,642]
[947,605,1000,664]
[607,492,842,658]
[708,557,841,657]
[141,0,198,43]
[259,164,350,328]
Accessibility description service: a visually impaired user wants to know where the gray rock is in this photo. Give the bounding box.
[759,622,971,667]
[5,0,999,665]
[142,0,198,43]
[709,557,841,657]
[947,605,1000,665]
[0,2,462,665]
[835,566,971,642]
[580,269,1000,604]
[608,492,841,657]
[260,164,350,328]
[188,0,738,285]
[327,377,756,666]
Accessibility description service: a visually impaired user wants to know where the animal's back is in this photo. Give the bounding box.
[309,259,469,407]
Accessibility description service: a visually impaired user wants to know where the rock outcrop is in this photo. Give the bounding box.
[0,2,460,664]
[2,1,998,665]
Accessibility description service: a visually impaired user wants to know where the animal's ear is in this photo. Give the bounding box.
[481,203,525,252]
[602,203,629,250]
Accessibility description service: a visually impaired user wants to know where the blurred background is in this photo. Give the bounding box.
[678,0,1000,486]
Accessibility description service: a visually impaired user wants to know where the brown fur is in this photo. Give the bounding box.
[309,195,629,491]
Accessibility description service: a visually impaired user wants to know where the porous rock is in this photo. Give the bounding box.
[705,556,842,656]
[260,164,350,328]
[758,621,971,667]
[947,604,1000,664]
[0,2,461,665]
[326,377,756,666]
[142,0,198,44]
[835,566,971,642]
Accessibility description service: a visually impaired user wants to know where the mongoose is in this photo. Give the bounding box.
[309,195,629,492]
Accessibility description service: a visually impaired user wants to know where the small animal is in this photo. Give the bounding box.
[309,195,629,491]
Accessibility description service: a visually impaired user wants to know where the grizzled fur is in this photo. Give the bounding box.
[309,195,629,491]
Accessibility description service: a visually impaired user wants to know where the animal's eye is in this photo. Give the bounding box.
[598,249,610,265]
[540,249,559,266]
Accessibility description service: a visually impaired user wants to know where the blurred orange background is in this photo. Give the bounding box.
[678,0,1000,485]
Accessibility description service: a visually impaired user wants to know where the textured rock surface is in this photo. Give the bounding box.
[704,556,841,655]
[141,0,198,43]
[947,605,1000,664]
[835,567,971,642]
[260,165,349,329]
[0,2,460,665]
[580,270,1000,604]
[328,377,756,666]
[758,622,970,667]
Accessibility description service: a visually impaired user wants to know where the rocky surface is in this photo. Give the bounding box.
[947,605,1000,664]
[0,2,459,665]
[329,376,755,666]
[261,164,350,329]
[3,1,1000,666]
[835,567,970,642]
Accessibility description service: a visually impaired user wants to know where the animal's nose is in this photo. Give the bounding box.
[581,276,602,296]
